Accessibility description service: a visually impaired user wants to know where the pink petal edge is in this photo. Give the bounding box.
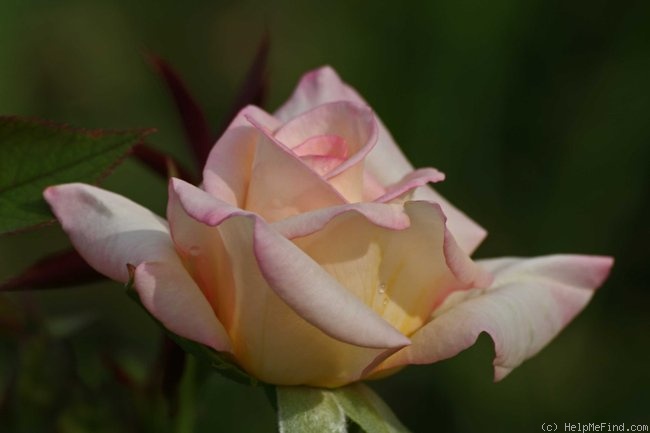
[273,66,488,254]
[170,178,411,350]
[43,183,231,352]
[134,260,232,352]
[373,168,446,203]
[374,254,613,380]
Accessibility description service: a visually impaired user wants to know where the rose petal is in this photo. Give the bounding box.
[272,202,410,240]
[410,187,487,255]
[202,105,281,206]
[134,260,232,352]
[293,134,349,159]
[293,135,348,177]
[168,178,411,386]
[169,196,370,387]
[43,183,231,351]
[290,200,491,340]
[169,178,410,350]
[275,101,378,202]
[274,66,487,254]
[43,183,172,282]
[373,254,613,380]
[274,67,363,122]
[243,116,346,220]
[373,168,446,203]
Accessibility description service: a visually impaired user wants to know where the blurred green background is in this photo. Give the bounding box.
[1,0,649,432]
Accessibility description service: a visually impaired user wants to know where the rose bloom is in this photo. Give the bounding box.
[44,67,612,388]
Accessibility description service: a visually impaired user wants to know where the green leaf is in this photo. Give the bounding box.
[276,386,347,433]
[331,383,411,433]
[124,277,256,387]
[0,116,154,235]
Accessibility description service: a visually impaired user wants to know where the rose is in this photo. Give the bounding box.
[44,67,612,388]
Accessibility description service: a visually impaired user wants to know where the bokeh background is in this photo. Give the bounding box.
[1,0,649,432]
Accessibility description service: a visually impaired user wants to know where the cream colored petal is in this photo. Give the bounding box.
[169,179,410,386]
[373,254,613,380]
[274,66,487,253]
[202,106,281,207]
[291,200,490,339]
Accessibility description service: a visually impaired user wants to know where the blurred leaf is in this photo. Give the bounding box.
[0,248,102,292]
[43,312,97,338]
[0,116,154,235]
[147,55,213,167]
[10,334,73,432]
[276,386,346,433]
[332,383,410,433]
[218,31,270,136]
[173,355,197,433]
[0,294,27,336]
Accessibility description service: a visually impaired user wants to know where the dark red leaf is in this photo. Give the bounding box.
[218,31,270,136]
[132,143,196,183]
[0,248,103,292]
[151,336,187,415]
[102,353,138,389]
[147,54,214,166]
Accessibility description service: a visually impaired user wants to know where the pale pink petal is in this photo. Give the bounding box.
[170,178,409,350]
[43,183,173,282]
[274,67,363,122]
[44,183,231,351]
[134,260,232,352]
[299,154,347,177]
[410,187,487,255]
[293,135,348,177]
[243,116,346,220]
[373,254,613,380]
[293,134,348,159]
[373,168,446,203]
[167,179,238,332]
[202,106,281,206]
[275,101,378,202]
[363,171,387,201]
[274,101,375,166]
[274,66,487,253]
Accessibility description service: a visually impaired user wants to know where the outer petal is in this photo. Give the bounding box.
[134,260,232,352]
[373,254,613,380]
[290,201,491,340]
[169,179,410,386]
[170,178,409,350]
[274,67,362,122]
[44,183,173,282]
[274,66,487,253]
[202,106,281,206]
[372,168,446,203]
[43,183,230,351]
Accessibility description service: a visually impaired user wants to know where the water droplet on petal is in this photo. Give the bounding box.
[378,282,386,294]
[382,298,389,306]
[189,246,201,256]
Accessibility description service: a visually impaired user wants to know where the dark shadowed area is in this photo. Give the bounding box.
[1,0,648,432]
